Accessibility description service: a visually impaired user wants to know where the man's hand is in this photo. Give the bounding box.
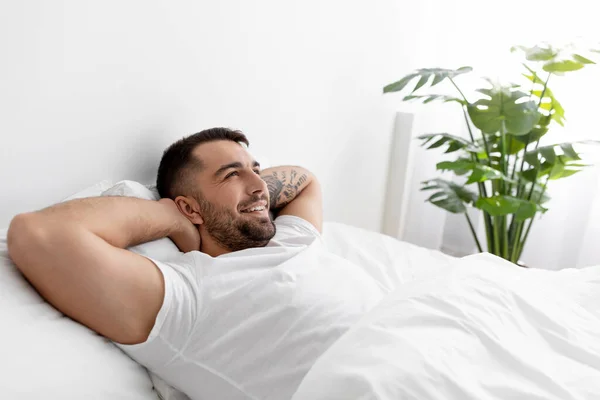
[158,198,201,253]
[260,166,323,232]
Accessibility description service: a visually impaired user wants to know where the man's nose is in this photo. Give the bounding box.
[248,171,266,195]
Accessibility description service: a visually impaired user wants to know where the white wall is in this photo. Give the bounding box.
[0,0,431,229]
[4,1,596,268]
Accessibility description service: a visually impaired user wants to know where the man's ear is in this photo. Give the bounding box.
[174,195,204,225]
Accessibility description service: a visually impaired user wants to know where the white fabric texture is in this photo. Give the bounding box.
[61,179,115,201]
[0,229,158,398]
[291,253,600,400]
[321,221,457,290]
[117,216,386,400]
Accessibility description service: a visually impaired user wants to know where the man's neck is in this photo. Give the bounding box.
[200,237,232,258]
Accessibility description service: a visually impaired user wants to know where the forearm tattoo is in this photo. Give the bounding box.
[261,168,308,211]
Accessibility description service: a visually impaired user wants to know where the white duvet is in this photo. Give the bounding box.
[292,249,600,400]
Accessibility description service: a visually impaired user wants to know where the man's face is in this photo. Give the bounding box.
[189,140,276,251]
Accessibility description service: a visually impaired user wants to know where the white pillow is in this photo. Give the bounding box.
[0,182,159,399]
[100,180,159,201]
[61,179,114,201]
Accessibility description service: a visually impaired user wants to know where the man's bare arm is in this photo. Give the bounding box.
[261,166,323,232]
[7,197,199,344]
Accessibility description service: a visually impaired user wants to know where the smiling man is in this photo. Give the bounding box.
[154,128,321,256]
[6,127,384,400]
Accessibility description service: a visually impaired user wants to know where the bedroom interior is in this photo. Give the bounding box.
[1,0,599,399]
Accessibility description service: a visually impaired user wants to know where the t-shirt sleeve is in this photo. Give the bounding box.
[115,254,199,366]
[269,215,322,247]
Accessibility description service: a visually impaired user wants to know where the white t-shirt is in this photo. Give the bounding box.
[118,216,385,400]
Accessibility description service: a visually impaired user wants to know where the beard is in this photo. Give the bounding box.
[198,195,276,252]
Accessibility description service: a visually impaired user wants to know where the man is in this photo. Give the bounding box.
[7,127,384,400]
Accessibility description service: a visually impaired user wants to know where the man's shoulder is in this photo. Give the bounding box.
[275,215,320,234]
[148,251,198,276]
[269,215,321,247]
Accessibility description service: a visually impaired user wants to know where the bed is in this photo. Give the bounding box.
[4,179,600,399]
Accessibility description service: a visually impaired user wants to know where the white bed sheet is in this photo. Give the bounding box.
[291,253,600,400]
[322,221,457,293]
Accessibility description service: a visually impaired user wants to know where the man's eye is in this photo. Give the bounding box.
[253,169,261,175]
[225,171,239,179]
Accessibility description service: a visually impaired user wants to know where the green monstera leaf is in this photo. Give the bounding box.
[383,67,472,94]
[521,141,599,181]
[476,196,547,221]
[467,85,541,135]
[511,44,558,61]
[436,160,516,185]
[402,94,466,105]
[417,133,482,154]
[522,64,565,126]
[420,178,478,214]
[512,43,596,74]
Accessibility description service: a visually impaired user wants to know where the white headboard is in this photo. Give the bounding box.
[380,112,415,241]
[380,109,479,256]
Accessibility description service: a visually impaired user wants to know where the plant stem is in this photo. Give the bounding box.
[508,142,522,251]
[460,107,493,252]
[499,121,510,260]
[517,141,529,195]
[508,213,518,255]
[525,73,551,202]
[483,210,493,253]
[449,77,494,253]
[480,130,492,168]
[477,182,493,252]
[502,216,509,259]
[462,109,476,143]
[500,121,507,189]
[528,75,536,101]
[506,139,516,196]
[510,223,524,263]
[517,174,551,260]
[450,76,492,166]
[510,149,520,187]
[449,77,469,104]
[493,216,501,256]
[518,220,533,262]
[517,73,551,198]
[509,72,552,263]
[507,140,513,172]
[465,211,483,253]
[510,134,529,199]
[539,73,551,106]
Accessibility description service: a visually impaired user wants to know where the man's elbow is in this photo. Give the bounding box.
[7,213,46,266]
[302,168,318,189]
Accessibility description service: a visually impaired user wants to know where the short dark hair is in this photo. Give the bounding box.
[156,127,249,199]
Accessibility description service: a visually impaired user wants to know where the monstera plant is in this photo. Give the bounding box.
[384,43,599,264]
